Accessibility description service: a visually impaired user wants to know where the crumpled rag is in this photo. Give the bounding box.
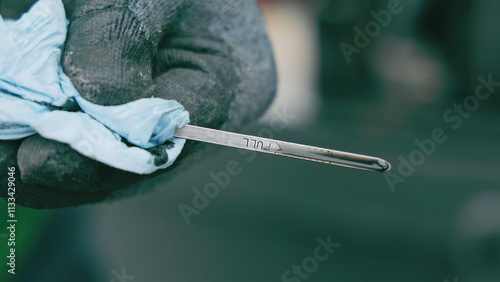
[0,0,190,174]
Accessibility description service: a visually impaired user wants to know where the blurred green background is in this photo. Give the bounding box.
[1,0,500,281]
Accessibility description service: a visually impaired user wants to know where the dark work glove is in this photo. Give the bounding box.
[0,0,276,208]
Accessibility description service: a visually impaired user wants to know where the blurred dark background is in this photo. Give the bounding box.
[1,0,500,281]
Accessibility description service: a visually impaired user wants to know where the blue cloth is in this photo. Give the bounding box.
[0,0,190,174]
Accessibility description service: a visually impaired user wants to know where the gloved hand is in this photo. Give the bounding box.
[0,0,276,208]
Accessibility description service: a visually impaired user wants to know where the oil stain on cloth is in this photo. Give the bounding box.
[0,0,190,174]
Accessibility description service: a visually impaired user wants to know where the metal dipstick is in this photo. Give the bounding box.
[174,125,391,172]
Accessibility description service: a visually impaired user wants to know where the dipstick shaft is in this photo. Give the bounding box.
[173,125,390,172]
